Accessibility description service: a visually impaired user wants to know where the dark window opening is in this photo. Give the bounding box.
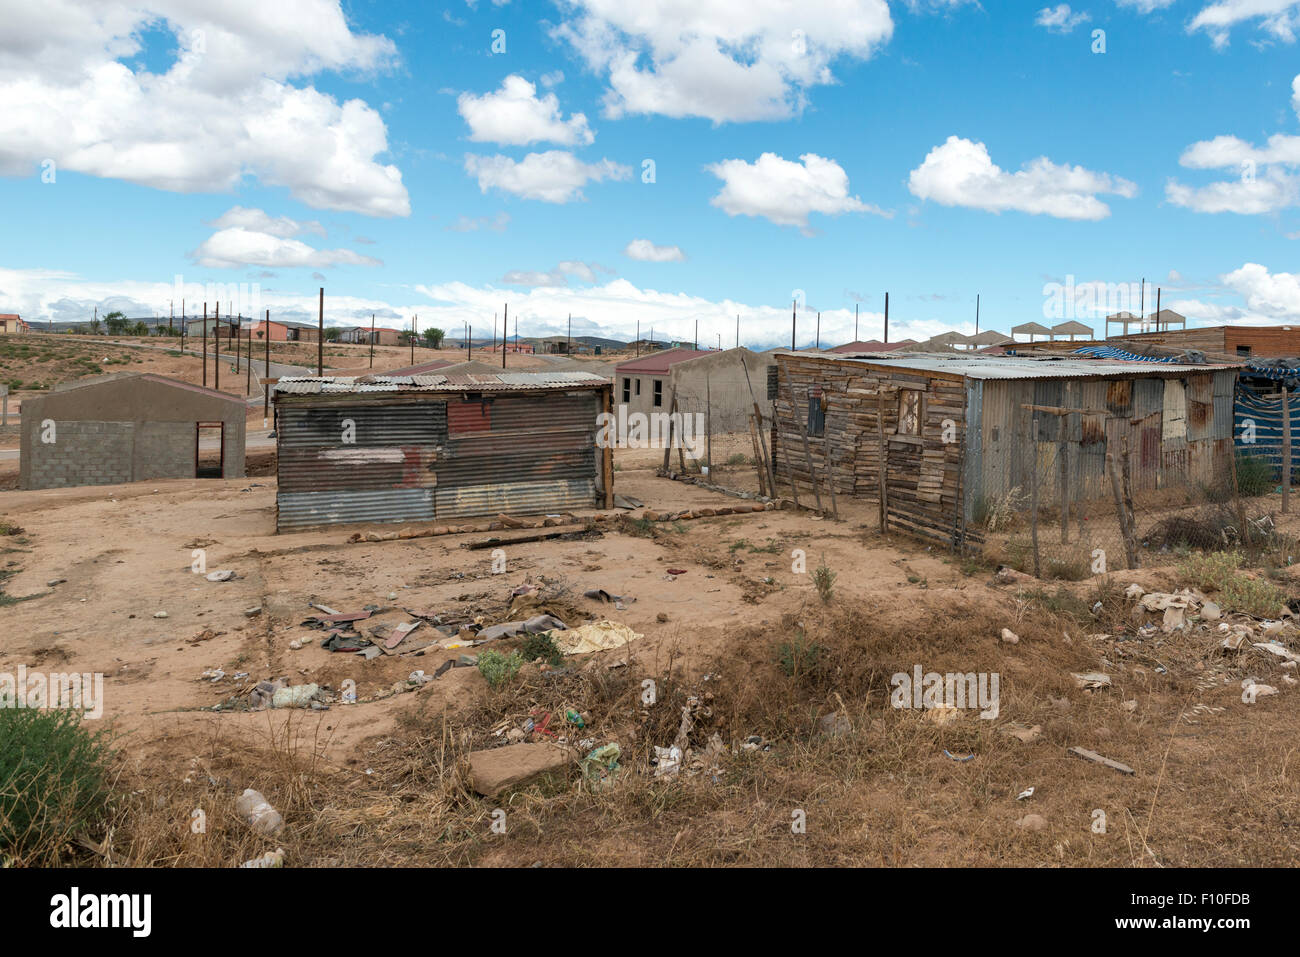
[653,379,663,407]
[635,378,641,397]
[807,387,825,437]
[1237,345,1252,356]
[622,377,631,403]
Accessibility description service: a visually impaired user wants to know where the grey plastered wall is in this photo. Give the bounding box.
[670,347,774,432]
[19,374,246,489]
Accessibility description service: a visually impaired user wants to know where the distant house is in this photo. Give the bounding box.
[339,326,404,346]
[0,314,29,334]
[614,346,774,433]
[184,316,238,339]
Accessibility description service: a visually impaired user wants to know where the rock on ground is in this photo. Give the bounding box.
[468,742,571,797]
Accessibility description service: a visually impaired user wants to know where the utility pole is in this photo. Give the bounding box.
[854,303,859,342]
[502,303,508,369]
[169,301,173,335]
[884,292,890,344]
[567,314,571,355]
[468,325,472,359]
[975,294,980,336]
[816,311,820,350]
[736,314,740,349]
[791,299,796,350]
[491,311,497,357]
[214,302,220,390]
[410,314,416,364]
[694,319,698,350]
[1156,288,1162,332]
[264,309,271,426]
[202,303,207,387]
[369,313,375,369]
[636,320,640,357]
[317,287,323,376]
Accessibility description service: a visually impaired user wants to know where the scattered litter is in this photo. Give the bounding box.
[477,614,567,641]
[1124,583,1145,600]
[943,750,975,762]
[244,606,262,618]
[552,620,642,655]
[200,668,225,682]
[235,789,284,836]
[1241,678,1279,703]
[46,578,66,587]
[153,611,168,619]
[239,849,285,869]
[580,743,622,787]
[652,745,683,778]
[205,570,236,582]
[583,588,633,605]
[995,565,1031,584]
[1072,672,1112,690]
[1253,642,1300,664]
[1067,746,1134,775]
[666,568,687,576]
[1016,787,1035,801]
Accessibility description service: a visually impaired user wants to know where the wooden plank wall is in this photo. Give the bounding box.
[772,354,975,547]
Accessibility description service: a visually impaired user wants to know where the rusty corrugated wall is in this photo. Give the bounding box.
[275,389,603,531]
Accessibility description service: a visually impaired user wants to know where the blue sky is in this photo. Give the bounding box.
[2,0,1300,348]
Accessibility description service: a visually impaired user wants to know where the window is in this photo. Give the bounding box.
[1237,345,1252,356]
[635,378,641,396]
[897,390,921,435]
[622,377,631,404]
[653,379,663,407]
[807,387,825,437]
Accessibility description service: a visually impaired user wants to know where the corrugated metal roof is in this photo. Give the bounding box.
[614,347,712,375]
[778,351,1240,380]
[273,371,607,396]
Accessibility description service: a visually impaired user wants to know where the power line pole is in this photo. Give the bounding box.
[214,302,220,390]
[202,302,207,387]
[317,287,323,376]
[884,292,890,343]
[567,314,571,355]
[502,303,508,369]
[854,303,859,342]
[791,299,796,350]
[369,313,375,369]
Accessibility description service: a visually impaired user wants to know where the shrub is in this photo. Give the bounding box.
[518,632,563,667]
[1237,454,1275,498]
[1177,550,1287,617]
[477,650,524,689]
[777,632,824,678]
[0,708,115,865]
[813,556,836,604]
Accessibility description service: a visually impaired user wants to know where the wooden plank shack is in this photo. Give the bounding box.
[772,352,972,547]
[773,351,1242,550]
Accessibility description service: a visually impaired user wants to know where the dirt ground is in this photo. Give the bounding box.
[3,446,1299,867]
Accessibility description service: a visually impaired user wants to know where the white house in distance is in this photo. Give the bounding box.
[613,346,774,434]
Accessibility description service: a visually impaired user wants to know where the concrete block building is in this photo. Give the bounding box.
[20,373,246,489]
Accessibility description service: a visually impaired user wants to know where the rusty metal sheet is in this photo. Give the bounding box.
[435,478,597,518]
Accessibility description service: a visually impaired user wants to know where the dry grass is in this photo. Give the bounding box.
[98,581,1300,867]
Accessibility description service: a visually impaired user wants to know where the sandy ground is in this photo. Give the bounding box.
[0,463,889,759]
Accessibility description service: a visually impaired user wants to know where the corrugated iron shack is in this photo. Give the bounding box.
[772,351,1239,546]
[271,371,613,532]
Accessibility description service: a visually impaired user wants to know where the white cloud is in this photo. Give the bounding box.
[191,228,382,269]
[623,239,686,262]
[501,261,613,287]
[1035,4,1091,32]
[446,211,511,232]
[1190,0,1300,46]
[0,1,409,217]
[1220,261,1300,316]
[1115,0,1177,14]
[707,152,888,229]
[206,206,326,238]
[907,135,1137,220]
[1165,77,1300,213]
[464,151,631,203]
[551,0,894,123]
[457,75,594,146]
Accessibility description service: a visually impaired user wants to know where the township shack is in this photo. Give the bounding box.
[20,372,247,489]
[271,371,613,532]
[614,346,774,432]
[772,351,1239,547]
